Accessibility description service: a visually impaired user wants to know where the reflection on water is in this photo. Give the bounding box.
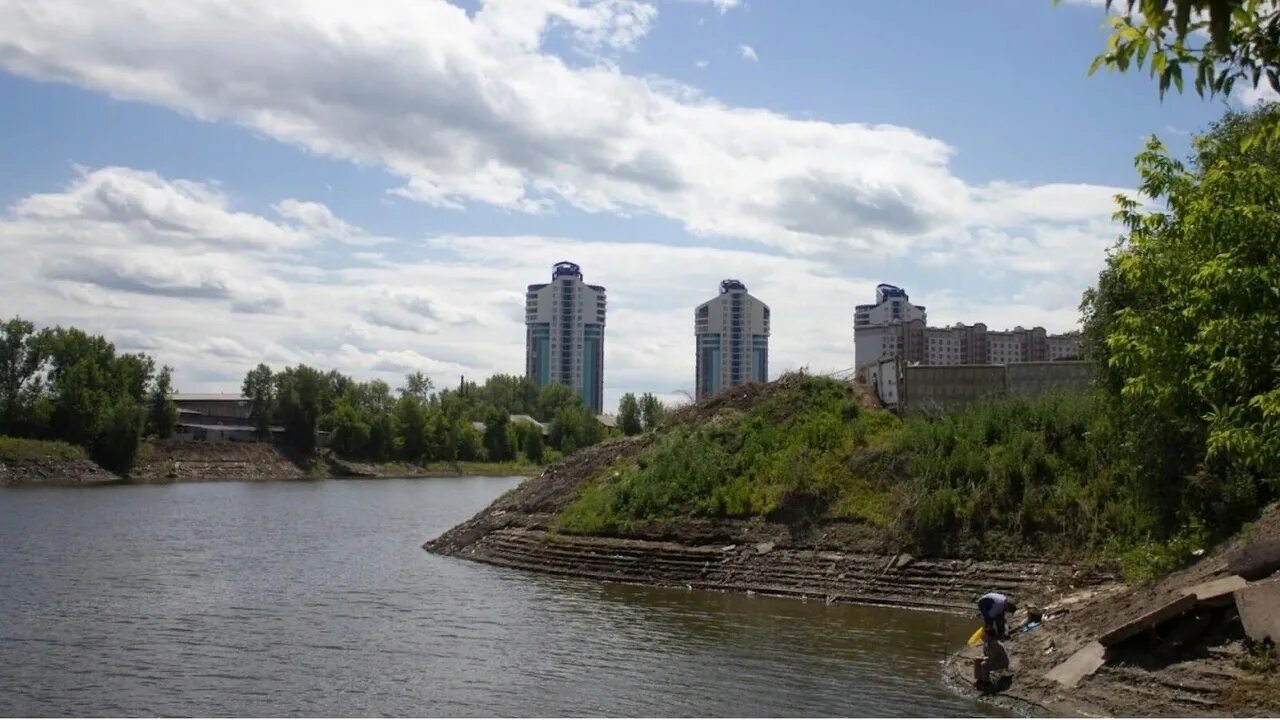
[0,478,1000,717]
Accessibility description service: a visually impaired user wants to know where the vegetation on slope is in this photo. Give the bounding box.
[557,105,1280,572]
[0,436,88,462]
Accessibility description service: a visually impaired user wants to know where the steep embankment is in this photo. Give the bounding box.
[426,375,1110,613]
[130,440,307,482]
[0,437,119,486]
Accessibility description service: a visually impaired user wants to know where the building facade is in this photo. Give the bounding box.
[854,284,1080,377]
[695,279,770,401]
[525,261,607,413]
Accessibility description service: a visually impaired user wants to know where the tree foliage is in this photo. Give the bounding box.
[639,392,667,432]
[146,366,178,439]
[1082,105,1280,536]
[618,392,642,436]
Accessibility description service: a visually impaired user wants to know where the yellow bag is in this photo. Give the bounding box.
[967,626,985,646]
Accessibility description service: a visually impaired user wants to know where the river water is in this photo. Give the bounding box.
[0,477,1000,717]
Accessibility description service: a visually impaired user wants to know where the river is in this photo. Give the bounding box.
[0,477,1001,717]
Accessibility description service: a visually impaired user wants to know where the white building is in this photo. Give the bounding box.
[695,279,770,401]
[525,261,607,414]
[853,284,927,374]
[854,284,1080,376]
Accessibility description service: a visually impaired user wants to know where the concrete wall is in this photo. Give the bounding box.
[1006,361,1094,398]
[899,360,1092,414]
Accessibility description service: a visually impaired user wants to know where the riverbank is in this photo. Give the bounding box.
[942,503,1280,717]
[0,437,119,486]
[0,435,543,485]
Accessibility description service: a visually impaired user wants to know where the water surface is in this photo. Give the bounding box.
[0,477,998,716]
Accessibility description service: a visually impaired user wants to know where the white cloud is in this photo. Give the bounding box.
[0,0,1122,260]
[0,165,1109,409]
[695,59,709,70]
[690,0,742,12]
[739,43,758,62]
[1238,81,1280,107]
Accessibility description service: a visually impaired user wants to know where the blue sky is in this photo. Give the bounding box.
[0,0,1243,408]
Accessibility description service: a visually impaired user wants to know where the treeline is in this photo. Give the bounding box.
[0,318,177,473]
[243,366,613,465]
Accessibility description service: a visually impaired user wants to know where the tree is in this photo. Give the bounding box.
[92,398,146,474]
[326,399,371,457]
[146,365,178,439]
[639,393,667,432]
[1081,106,1280,534]
[516,422,545,463]
[549,405,603,453]
[393,393,429,461]
[0,318,48,435]
[482,407,515,461]
[538,382,583,422]
[618,392,642,436]
[399,371,434,402]
[242,363,275,439]
[274,365,328,455]
[1085,1,1280,144]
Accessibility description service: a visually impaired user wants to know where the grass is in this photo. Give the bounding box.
[554,374,1193,565]
[0,435,87,462]
[557,375,897,535]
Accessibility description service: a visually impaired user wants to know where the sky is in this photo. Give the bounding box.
[0,0,1254,411]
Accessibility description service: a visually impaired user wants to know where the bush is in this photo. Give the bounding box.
[91,399,146,474]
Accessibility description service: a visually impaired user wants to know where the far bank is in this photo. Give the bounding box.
[0,436,542,486]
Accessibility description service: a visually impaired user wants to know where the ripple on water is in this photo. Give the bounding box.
[0,478,1005,717]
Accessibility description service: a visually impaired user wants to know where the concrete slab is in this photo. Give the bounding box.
[1098,593,1197,647]
[1185,574,1247,606]
[1044,641,1106,688]
[1226,538,1280,580]
[1235,577,1280,646]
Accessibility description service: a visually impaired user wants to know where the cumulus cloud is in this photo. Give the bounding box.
[739,44,758,62]
[1,164,1106,408]
[0,0,1121,259]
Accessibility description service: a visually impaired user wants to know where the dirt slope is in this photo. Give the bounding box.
[130,440,307,481]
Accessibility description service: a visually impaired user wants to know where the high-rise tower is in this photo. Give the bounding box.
[525,261,606,413]
[695,279,770,401]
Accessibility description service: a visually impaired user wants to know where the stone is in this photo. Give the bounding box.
[1044,641,1106,689]
[1098,593,1198,647]
[1226,539,1280,581]
[1184,574,1247,606]
[754,541,775,555]
[1235,577,1280,646]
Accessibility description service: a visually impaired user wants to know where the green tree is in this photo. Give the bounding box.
[517,422,545,463]
[393,393,429,461]
[1083,1,1280,144]
[92,398,146,474]
[146,365,178,439]
[0,318,48,435]
[538,382,583,422]
[456,419,484,461]
[639,392,667,432]
[1082,106,1280,535]
[482,407,515,461]
[326,399,371,457]
[618,392,642,436]
[274,365,328,455]
[399,371,434,402]
[549,405,603,453]
[242,363,275,439]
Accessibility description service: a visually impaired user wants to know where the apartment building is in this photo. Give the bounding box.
[525,261,607,413]
[854,284,1080,375]
[695,279,770,401]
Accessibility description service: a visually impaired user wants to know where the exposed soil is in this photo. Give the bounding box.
[130,440,308,482]
[0,457,120,486]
